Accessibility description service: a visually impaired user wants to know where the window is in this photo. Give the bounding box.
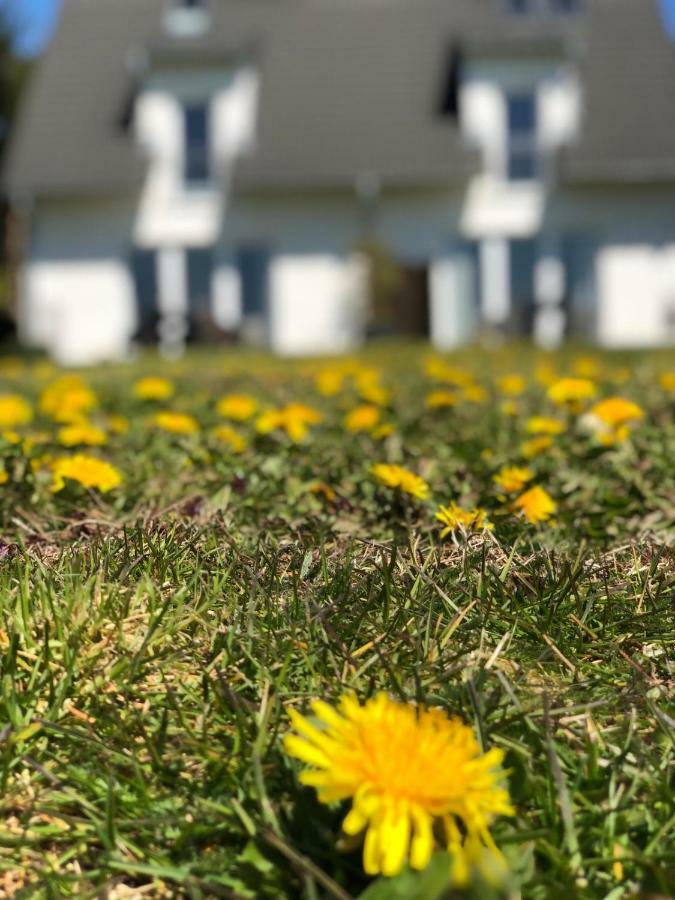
[184,103,210,184]
[504,0,581,12]
[506,91,538,181]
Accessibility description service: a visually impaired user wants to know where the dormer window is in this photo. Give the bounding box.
[504,0,581,13]
[506,91,538,181]
[184,103,210,184]
[163,0,210,37]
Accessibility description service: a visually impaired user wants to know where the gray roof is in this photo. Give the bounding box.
[562,0,675,183]
[4,0,675,197]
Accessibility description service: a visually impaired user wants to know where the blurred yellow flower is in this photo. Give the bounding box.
[462,384,488,404]
[500,400,518,417]
[513,486,556,524]
[423,357,472,386]
[344,404,380,433]
[216,393,258,421]
[659,371,675,391]
[256,403,322,443]
[285,693,512,881]
[315,368,345,397]
[50,455,122,493]
[573,355,601,378]
[584,397,644,445]
[520,436,554,459]
[372,463,429,500]
[547,377,596,409]
[133,377,175,401]
[496,374,526,396]
[152,411,199,435]
[425,389,457,409]
[589,397,644,428]
[493,466,534,495]
[40,376,97,423]
[0,466,8,485]
[107,415,129,434]
[212,424,246,453]
[0,395,33,428]
[356,369,390,406]
[435,502,492,536]
[57,423,107,447]
[525,416,565,435]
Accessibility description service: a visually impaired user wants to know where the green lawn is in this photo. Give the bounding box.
[0,346,673,899]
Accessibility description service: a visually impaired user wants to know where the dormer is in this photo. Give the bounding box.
[502,0,583,14]
[163,0,211,39]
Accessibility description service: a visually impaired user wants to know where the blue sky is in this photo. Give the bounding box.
[0,0,61,57]
[2,0,675,57]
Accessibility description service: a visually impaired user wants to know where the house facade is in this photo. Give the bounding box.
[4,0,675,365]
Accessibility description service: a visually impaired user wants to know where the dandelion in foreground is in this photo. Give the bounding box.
[435,502,492,537]
[372,463,430,501]
[513,485,556,524]
[50,455,122,493]
[285,693,513,881]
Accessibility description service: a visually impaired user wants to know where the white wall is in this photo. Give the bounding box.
[597,244,675,347]
[429,251,479,349]
[20,199,137,366]
[268,254,366,356]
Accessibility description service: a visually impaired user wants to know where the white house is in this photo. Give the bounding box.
[4,0,675,365]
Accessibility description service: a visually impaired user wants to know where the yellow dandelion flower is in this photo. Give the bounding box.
[372,463,430,501]
[372,423,395,440]
[152,411,199,435]
[356,369,390,406]
[658,371,675,392]
[425,389,457,410]
[50,455,122,493]
[513,485,556,524]
[572,355,601,379]
[133,376,175,401]
[57,422,107,447]
[520,435,554,459]
[525,416,565,435]
[0,395,33,428]
[107,415,129,434]
[0,466,9,485]
[500,400,518,417]
[256,404,321,443]
[493,466,534,495]
[216,393,258,421]
[2,430,21,444]
[39,376,97,424]
[345,404,380,433]
[462,384,488,404]
[589,397,644,428]
[212,424,247,453]
[423,358,472,386]
[285,693,513,881]
[496,374,526,397]
[534,362,557,386]
[435,502,492,537]
[315,368,345,397]
[547,377,596,410]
